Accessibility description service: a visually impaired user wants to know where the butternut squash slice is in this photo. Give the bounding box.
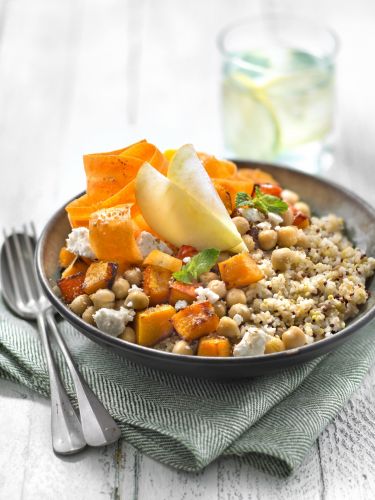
[197,336,232,357]
[136,304,176,347]
[218,253,263,289]
[171,301,219,341]
[58,272,85,303]
[82,261,118,295]
[143,265,172,306]
[143,250,182,273]
[169,282,197,306]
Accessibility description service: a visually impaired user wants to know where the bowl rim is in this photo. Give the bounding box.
[35,160,375,367]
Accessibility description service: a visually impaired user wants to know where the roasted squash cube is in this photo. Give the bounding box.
[171,301,219,341]
[213,181,233,214]
[83,261,118,295]
[293,211,310,229]
[59,247,76,268]
[136,304,176,347]
[169,282,197,305]
[61,256,89,279]
[219,253,263,288]
[143,265,172,305]
[197,336,232,357]
[58,272,85,303]
[143,249,182,273]
[89,205,142,264]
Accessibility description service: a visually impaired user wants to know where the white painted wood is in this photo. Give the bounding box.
[1,0,375,498]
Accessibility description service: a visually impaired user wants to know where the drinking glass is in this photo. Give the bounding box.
[218,16,338,174]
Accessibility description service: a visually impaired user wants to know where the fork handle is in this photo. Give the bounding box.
[46,311,121,447]
[36,314,86,454]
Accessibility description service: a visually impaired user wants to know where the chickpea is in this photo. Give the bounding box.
[277,226,299,248]
[172,340,193,355]
[242,234,255,252]
[281,207,294,226]
[82,305,96,325]
[228,303,251,321]
[216,316,240,339]
[124,267,143,286]
[69,294,92,316]
[296,230,310,248]
[226,288,247,307]
[281,189,299,205]
[125,290,149,310]
[112,278,130,299]
[271,248,297,272]
[265,337,285,354]
[90,289,115,308]
[258,229,278,251]
[118,326,136,343]
[294,201,311,217]
[282,326,306,349]
[199,271,219,286]
[217,251,231,263]
[232,216,250,235]
[207,280,227,298]
[213,300,227,318]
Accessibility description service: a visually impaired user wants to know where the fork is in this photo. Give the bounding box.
[1,224,121,453]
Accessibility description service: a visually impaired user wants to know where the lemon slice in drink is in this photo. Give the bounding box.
[222,71,281,160]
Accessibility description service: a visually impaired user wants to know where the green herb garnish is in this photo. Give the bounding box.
[173,248,220,284]
[235,187,288,215]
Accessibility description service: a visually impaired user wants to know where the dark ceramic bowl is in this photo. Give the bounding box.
[36,161,375,379]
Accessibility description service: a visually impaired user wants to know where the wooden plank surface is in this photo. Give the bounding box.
[1,0,375,499]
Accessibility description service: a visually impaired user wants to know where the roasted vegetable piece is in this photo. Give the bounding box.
[218,253,263,288]
[171,301,219,341]
[176,245,198,260]
[58,272,85,303]
[235,168,278,185]
[136,304,176,347]
[169,281,198,305]
[213,178,254,206]
[89,204,142,264]
[143,250,182,273]
[82,261,118,295]
[255,183,283,197]
[293,211,310,229]
[59,247,76,268]
[197,336,232,357]
[213,181,233,214]
[143,265,172,305]
[61,256,90,279]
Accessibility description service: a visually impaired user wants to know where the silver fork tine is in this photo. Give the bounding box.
[28,222,44,296]
[22,223,42,297]
[2,229,24,307]
[12,229,34,303]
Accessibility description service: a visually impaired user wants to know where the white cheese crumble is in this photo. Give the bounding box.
[267,212,283,226]
[233,314,244,326]
[93,307,135,337]
[182,256,191,264]
[175,300,188,311]
[239,207,264,223]
[136,231,173,258]
[257,221,272,230]
[233,327,266,357]
[195,286,219,304]
[66,227,96,259]
[129,283,143,293]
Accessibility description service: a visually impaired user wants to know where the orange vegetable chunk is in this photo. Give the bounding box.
[143,250,182,273]
[61,256,89,279]
[213,181,233,214]
[59,247,76,268]
[219,253,263,288]
[143,265,172,305]
[89,205,142,265]
[236,168,278,185]
[83,261,118,295]
[58,272,85,303]
[171,301,219,341]
[213,178,254,206]
[169,282,197,306]
[197,336,232,357]
[136,304,176,347]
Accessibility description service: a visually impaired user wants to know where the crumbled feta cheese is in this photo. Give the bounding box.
[136,231,172,258]
[66,227,96,259]
[182,256,191,264]
[239,207,265,223]
[175,300,188,311]
[257,221,272,230]
[305,334,314,344]
[268,212,283,226]
[233,327,266,357]
[129,283,143,292]
[233,314,244,326]
[93,307,135,337]
[195,286,220,304]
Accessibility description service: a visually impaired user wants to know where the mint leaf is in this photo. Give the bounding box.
[173,248,220,284]
[235,188,288,214]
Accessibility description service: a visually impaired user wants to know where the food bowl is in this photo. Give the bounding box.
[36,161,375,379]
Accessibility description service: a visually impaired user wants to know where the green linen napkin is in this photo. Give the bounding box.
[0,300,374,477]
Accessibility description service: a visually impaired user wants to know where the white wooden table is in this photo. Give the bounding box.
[1,0,375,498]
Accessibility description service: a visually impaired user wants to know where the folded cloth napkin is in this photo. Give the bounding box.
[0,299,374,477]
